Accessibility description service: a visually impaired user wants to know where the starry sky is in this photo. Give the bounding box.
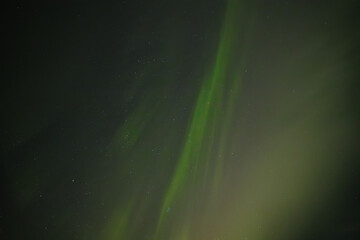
[2,0,360,239]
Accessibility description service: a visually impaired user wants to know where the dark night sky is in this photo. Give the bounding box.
[2,1,360,239]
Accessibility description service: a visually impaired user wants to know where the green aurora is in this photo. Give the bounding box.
[3,0,360,239]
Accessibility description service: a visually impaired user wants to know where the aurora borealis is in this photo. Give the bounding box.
[3,0,360,239]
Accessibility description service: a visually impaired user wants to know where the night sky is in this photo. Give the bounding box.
[2,0,360,239]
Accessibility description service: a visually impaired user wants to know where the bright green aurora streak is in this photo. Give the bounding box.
[155,1,250,238]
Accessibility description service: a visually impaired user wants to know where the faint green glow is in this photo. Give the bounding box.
[101,202,132,240]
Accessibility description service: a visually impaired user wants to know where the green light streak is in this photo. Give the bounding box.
[155,1,245,238]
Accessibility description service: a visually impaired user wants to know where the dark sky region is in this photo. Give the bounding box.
[2,0,360,239]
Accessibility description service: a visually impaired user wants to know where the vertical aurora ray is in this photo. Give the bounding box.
[154,1,252,238]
